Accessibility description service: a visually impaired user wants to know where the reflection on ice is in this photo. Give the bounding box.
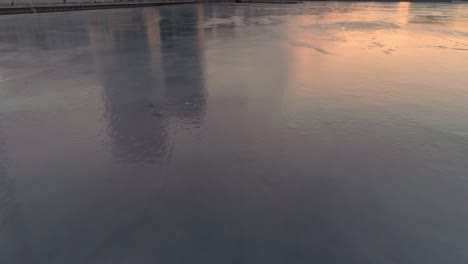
[1,2,468,264]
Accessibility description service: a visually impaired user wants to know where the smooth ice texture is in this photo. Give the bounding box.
[1,2,468,263]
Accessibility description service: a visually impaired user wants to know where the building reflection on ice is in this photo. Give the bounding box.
[87,6,206,164]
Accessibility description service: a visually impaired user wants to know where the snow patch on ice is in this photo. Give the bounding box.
[290,41,333,54]
[302,21,401,31]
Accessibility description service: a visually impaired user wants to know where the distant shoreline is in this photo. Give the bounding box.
[236,0,462,2]
[0,0,196,15]
[237,0,453,2]
[1,0,465,16]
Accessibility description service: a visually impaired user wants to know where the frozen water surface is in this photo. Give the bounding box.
[1,2,468,263]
